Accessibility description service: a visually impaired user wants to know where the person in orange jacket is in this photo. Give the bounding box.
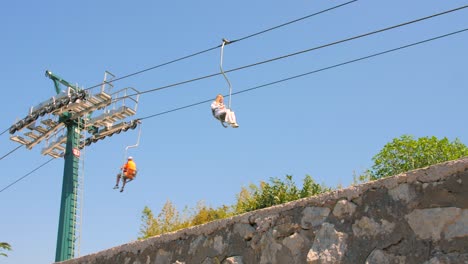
[114,156,137,192]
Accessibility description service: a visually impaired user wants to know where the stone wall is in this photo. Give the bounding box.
[58,158,468,264]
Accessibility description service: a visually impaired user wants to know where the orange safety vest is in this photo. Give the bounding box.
[124,160,136,171]
[123,160,137,177]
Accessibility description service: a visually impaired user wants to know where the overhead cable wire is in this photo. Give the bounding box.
[0,128,9,137]
[1,3,462,137]
[2,29,465,194]
[138,28,467,121]
[227,0,358,44]
[84,46,220,91]
[114,5,468,101]
[83,0,358,90]
[0,145,23,161]
[0,157,55,193]
[0,3,359,167]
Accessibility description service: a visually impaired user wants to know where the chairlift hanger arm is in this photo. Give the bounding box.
[45,70,79,94]
[220,38,233,109]
[123,119,142,163]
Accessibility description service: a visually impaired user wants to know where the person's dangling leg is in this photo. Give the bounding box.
[120,177,127,192]
[224,110,231,123]
[230,111,237,124]
[120,170,135,192]
[226,109,239,128]
[114,173,122,189]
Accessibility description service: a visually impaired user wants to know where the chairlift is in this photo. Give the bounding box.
[113,120,142,193]
[122,120,142,174]
[211,38,240,128]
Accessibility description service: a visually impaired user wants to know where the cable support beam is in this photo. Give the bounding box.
[79,119,140,149]
[7,83,138,160]
[8,89,87,135]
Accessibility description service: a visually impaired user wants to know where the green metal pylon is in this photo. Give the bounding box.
[46,71,81,262]
[55,119,80,262]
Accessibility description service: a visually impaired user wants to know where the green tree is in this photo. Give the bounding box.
[138,200,187,239]
[190,201,233,226]
[138,206,158,240]
[0,242,12,257]
[158,199,181,233]
[366,135,468,180]
[235,175,330,214]
[139,175,330,239]
[234,184,259,214]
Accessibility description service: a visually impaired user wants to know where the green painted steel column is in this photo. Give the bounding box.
[55,120,80,262]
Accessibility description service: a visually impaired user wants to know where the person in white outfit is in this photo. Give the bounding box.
[211,94,239,128]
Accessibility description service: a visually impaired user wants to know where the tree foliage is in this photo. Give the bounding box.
[190,202,233,226]
[138,206,158,240]
[235,175,330,214]
[365,135,468,180]
[0,242,12,257]
[138,200,232,239]
[139,175,330,239]
[138,201,189,239]
[138,135,468,240]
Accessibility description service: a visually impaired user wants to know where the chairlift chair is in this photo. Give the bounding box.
[212,38,235,128]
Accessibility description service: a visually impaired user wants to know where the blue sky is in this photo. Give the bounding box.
[1,1,467,263]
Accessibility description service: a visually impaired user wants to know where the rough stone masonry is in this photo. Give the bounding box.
[58,158,468,264]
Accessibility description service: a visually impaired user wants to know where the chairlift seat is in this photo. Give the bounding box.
[211,109,228,128]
